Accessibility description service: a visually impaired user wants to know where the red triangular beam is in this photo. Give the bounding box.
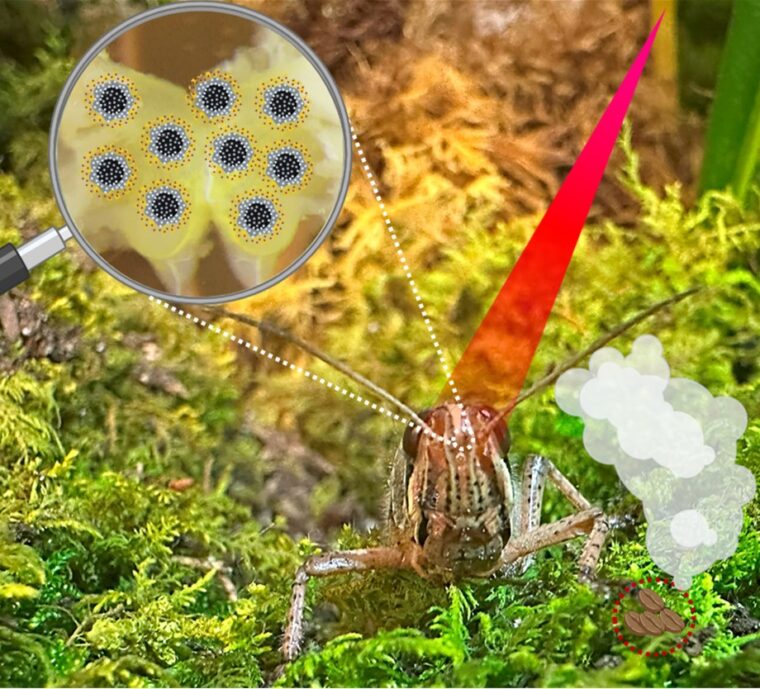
[440,17,662,410]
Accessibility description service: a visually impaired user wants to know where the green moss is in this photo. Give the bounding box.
[0,166,301,684]
[0,34,759,684]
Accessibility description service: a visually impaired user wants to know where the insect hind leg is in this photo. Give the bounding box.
[502,454,548,575]
[543,459,609,580]
[499,456,609,581]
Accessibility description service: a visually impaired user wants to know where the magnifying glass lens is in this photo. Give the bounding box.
[51,4,350,304]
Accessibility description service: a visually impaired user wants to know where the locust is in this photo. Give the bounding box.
[208,287,697,665]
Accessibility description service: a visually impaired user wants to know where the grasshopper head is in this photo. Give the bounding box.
[402,403,514,580]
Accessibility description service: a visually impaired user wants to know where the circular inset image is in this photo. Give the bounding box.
[611,577,698,657]
[51,2,351,303]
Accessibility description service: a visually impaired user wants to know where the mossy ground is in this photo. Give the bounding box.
[1,1,760,687]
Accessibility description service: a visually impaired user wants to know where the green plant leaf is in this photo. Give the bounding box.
[700,0,760,203]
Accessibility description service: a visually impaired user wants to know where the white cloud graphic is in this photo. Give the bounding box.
[555,334,754,588]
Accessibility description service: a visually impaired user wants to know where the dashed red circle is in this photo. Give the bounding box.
[611,577,697,656]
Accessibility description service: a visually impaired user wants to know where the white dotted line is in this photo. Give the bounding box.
[148,297,463,449]
[351,126,474,449]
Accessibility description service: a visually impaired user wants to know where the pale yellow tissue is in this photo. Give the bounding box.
[210,40,345,283]
[56,54,214,293]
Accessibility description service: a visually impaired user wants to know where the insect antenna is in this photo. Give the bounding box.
[484,286,702,434]
[201,305,433,431]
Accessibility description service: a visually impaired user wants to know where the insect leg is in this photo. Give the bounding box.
[499,508,603,569]
[281,546,414,664]
[517,454,548,535]
[499,458,608,581]
[543,459,609,579]
[504,454,548,575]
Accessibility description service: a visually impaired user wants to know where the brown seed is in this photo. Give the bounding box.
[659,608,686,633]
[639,610,665,635]
[624,611,647,636]
[638,587,665,612]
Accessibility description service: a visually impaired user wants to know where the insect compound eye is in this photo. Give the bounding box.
[210,132,254,175]
[261,80,307,126]
[143,183,188,232]
[235,195,281,241]
[189,71,239,120]
[479,406,510,454]
[90,76,137,125]
[145,119,192,166]
[265,145,310,190]
[402,408,434,457]
[83,147,134,197]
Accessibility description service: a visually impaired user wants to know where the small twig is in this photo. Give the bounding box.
[172,555,238,601]
[66,604,124,647]
[0,294,20,340]
[202,457,214,494]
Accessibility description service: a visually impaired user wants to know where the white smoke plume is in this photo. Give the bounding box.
[555,334,755,589]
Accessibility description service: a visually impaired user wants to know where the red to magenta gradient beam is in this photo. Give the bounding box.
[440,17,662,411]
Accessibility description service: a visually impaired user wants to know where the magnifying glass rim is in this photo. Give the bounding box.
[48,0,352,305]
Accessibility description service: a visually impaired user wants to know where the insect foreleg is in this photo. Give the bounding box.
[281,546,416,663]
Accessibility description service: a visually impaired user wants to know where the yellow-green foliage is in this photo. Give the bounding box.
[2,123,760,686]
[0,6,759,685]
[0,171,306,685]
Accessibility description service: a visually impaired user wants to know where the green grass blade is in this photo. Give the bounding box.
[699,0,760,202]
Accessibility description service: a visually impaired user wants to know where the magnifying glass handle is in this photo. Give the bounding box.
[0,226,72,294]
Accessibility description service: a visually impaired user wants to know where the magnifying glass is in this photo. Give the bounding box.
[0,1,351,304]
